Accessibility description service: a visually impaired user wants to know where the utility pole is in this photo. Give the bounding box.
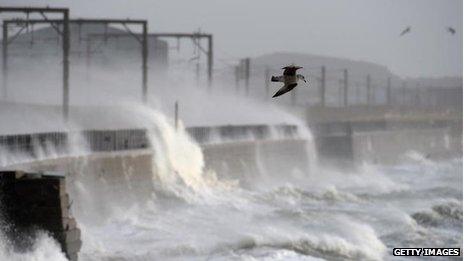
[320,66,326,107]
[372,79,376,106]
[264,66,270,100]
[195,63,200,87]
[244,58,250,96]
[402,81,407,106]
[174,101,179,131]
[2,22,8,99]
[193,34,200,87]
[234,65,240,94]
[207,35,213,91]
[62,9,70,120]
[387,77,392,106]
[343,69,348,107]
[338,80,343,107]
[142,21,148,103]
[366,74,371,106]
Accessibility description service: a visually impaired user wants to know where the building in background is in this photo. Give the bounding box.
[7,23,168,71]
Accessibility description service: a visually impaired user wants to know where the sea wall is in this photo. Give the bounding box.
[0,171,81,261]
[6,151,155,219]
[7,138,313,192]
[352,128,452,164]
[202,139,312,185]
[310,116,461,165]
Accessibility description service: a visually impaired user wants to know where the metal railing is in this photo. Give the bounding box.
[0,124,299,156]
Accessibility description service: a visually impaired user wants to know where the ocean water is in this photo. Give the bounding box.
[0,109,462,261]
[72,160,461,261]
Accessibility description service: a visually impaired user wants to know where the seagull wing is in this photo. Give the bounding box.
[271,75,284,82]
[282,66,302,76]
[272,83,298,98]
[400,27,410,36]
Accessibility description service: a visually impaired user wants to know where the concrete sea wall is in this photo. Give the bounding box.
[6,151,155,220]
[202,139,312,185]
[7,138,312,194]
[0,171,81,261]
[352,128,453,164]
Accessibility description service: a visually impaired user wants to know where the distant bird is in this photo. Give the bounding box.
[271,65,307,98]
[400,26,411,36]
[447,26,456,35]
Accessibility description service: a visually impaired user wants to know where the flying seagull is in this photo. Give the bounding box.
[447,26,456,35]
[271,65,307,98]
[400,26,411,36]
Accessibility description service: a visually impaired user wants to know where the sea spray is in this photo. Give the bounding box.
[0,104,458,261]
[0,126,92,261]
[0,129,90,170]
[139,105,237,202]
[73,107,460,261]
[63,104,239,205]
[0,227,68,261]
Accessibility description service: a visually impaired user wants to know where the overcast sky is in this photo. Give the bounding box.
[2,0,462,77]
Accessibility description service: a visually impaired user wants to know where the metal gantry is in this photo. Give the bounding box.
[342,69,348,107]
[320,66,326,107]
[235,58,251,95]
[0,7,70,119]
[86,32,214,90]
[154,33,213,90]
[3,18,149,103]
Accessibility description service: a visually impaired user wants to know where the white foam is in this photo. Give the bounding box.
[0,231,67,261]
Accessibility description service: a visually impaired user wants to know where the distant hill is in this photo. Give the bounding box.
[253,52,392,76]
[251,52,396,83]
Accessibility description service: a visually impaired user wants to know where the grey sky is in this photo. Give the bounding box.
[1,0,462,77]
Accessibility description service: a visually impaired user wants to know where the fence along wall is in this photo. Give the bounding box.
[0,132,69,156]
[0,130,148,158]
[0,125,298,157]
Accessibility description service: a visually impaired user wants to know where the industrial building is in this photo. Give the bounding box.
[6,22,169,69]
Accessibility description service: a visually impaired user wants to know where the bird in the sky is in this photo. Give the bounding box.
[400,26,411,36]
[271,65,307,98]
[447,26,456,35]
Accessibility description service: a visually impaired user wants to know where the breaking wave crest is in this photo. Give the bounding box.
[258,184,362,205]
[411,199,463,227]
[138,105,239,203]
[1,105,460,261]
[0,231,67,261]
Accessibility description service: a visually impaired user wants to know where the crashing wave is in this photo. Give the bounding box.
[411,200,462,227]
[208,232,386,261]
[0,231,67,261]
[258,184,362,206]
